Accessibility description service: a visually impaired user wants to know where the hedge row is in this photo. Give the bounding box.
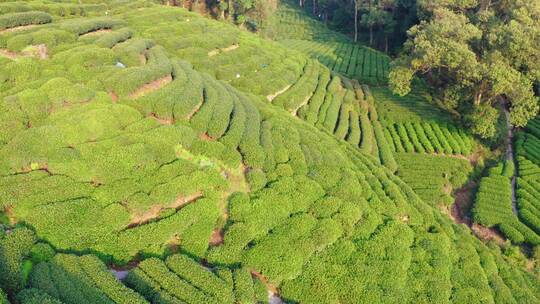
[60,17,122,35]
[29,253,147,304]
[1,5,539,303]
[107,45,172,96]
[1,28,75,52]
[0,227,36,296]
[515,155,540,237]
[0,2,107,17]
[113,38,155,67]
[273,59,319,114]
[373,120,397,172]
[126,255,265,304]
[0,11,52,31]
[395,153,471,206]
[94,28,134,48]
[280,38,390,84]
[385,122,473,155]
[472,162,540,245]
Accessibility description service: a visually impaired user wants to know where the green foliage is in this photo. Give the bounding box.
[0,227,36,296]
[395,153,472,206]
[16,288,62,304]
[0,288,7,304]
[29,243,55,264]
[28,253,147,303]
[126,255,230,304]
[94,28,134,48]
[373,120,397,172]
[281,39,390,84]
[390,2,540,138]
[60,17,123,35]
[0,11,52,30]
[473,160,540,246]
[0,3,538,303]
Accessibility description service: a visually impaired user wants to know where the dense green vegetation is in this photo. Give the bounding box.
[390,1,540,139]
[472,162,540,246]
[395,153,471,206]
[263,2,390,85]
[514,116,540,243]
[0,1,539,303]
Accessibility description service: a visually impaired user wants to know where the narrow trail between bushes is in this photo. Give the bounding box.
[504,108,518,215]
[450,180,475,226]
[266,84,291,102]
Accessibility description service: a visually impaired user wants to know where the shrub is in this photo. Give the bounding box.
[246,168,267,192]
[499,223,525,244]
[0,227,36,295]
[233,268,255,304]
[60,17,122,35]
[29,243,55,264]
[0,11,52,30]
[16,288,63,304]
[373,121,397,172]
[95,28,134,48]
[396,124,414,152]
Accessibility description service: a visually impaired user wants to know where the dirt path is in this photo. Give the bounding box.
[450,180,476,226]
[0,44,48,60]
[266,85,291,102]
[291,93,312,116]
[250,271,284,304]
[128,74,173,99]
[208,44,239,56]
[504,108,518,215]
[0,24,37,34]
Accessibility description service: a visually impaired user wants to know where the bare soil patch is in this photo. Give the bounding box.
[449,180,476,226]
[266,84,292,102]
[0,24,37,34]
[472,223,506,246]
[127,192,203,228]
[80,29,112,37]
[109,92,119,103]
[199,133,215,141]
[139,53,147,65]
[128,74,172,99]
[171,192,203,209]
[251,270,284,303]
[0,44,48,60]
[208,44,239,57]
[208,228,224,246]
[0,49,19,60]
[148,113,173,125]
[186,99,204,120]
[291,94,312,116]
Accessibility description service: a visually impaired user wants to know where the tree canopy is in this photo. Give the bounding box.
[389,0,540,138]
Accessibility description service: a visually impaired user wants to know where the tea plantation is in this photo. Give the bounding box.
[0,1,539,303]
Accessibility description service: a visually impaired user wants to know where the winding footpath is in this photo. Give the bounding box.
[504,108,519,215]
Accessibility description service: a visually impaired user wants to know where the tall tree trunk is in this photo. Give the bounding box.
[313,0,317,15]
[369,26,373,45]
[299,0,304,7]
[385,34,388,53]
[354,0,358,42]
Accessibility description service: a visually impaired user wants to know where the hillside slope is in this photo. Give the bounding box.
[0,1,539,303]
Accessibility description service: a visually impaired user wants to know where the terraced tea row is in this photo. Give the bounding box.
[282,39,390,84]
[472,161,540,245]
[261,4,346,41]
[0,2,539,303]
[395,153,472,206]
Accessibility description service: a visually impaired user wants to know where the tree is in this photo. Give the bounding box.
[389,1,540,138]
